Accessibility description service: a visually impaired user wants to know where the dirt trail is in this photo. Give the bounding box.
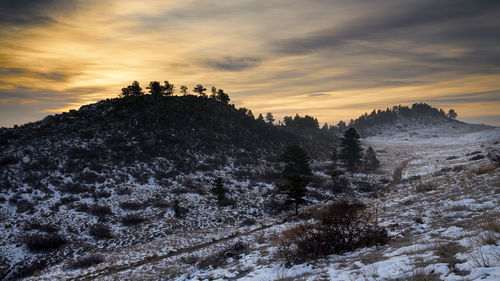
[78,222,281,280]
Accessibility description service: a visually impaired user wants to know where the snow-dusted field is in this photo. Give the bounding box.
[7,126,500,280]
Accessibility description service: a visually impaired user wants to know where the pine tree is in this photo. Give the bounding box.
[147,81,164,96]
[265,112,274,124]
[193,84,207,97]
[321,122,329,131]
[278,173,308,215]
[216,89,230,104]
[257,113,265,122]
[211,177,227,201]
[364,146,380,170]
[120,81,143,97]
[210,86,217,99]
[280,145,312,177]
[447,109,457,119]
[173,199,186,218]
[180,85,188,95]
[339,128,362,169]
[163,81,175,96]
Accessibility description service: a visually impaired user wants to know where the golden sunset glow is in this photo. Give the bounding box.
[1,0,499,126]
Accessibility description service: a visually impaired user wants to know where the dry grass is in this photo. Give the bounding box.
[478,232,499,246]
[468,247,500,268]
[415,182,434,193]
[407,269,442,281]
[433,242,466,268]
[480,211,500,233]
[360,251,385,265]
[473,164,496,175]
[385,268,441,281]
[447,204,470,212]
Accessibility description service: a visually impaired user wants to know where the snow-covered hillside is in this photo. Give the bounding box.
[9,125,497,281]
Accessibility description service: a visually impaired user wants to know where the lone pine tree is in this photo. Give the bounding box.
[280,145,312,177]
[211,177,227,201]
[278,173,308,215]
[339,127,363,169]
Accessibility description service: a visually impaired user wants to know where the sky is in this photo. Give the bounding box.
[1,0,499,127]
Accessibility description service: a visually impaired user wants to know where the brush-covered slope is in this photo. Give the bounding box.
[0,94,336,279]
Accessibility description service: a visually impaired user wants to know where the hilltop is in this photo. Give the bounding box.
[346,103,489,138]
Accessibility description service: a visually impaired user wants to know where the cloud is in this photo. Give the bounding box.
[0,85,110,127]
[274,0,500,54]
[0,66,69,81]
[309,93,329,97]
[0,67,26,76]
[0,86,78,103]
[0,0,82,29]
[425,90,500,104]
[204,56,260,71]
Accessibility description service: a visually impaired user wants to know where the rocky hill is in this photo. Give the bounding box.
[0,94,337,279]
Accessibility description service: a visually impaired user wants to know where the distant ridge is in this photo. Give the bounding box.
[347,103,482,137]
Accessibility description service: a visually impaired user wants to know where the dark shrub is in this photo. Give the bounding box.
[416,182,434,193]
[60,196,79,205]
[379,178,390,184]
[307,175,324,188]
[75,171,105,184]
[25,222,58,233]
[264,197,291,214]
[0,155,19,166]
[217,197,236,207]
[89,204,113,218]
[197,241,248,269]
[25,234,66,252]
[96,189,112,198]
[407,175,421,182]
[119,201,143,210]
[121,214,146,226]
[331,177,350,193]
[469,155,484,161]
[89,224,113,239]
[116,187,131,195]
[8,259,47,280]
[240,218,256,226]
[67,147,99,163]
[258,170,280,184]
[68,254,104,269]
[279,201,388,265]
[16,199,34,213]
[59,182,88,194]
[73,202,89,212]
[356,181,380,193]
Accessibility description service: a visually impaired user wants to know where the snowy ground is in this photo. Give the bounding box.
[18,127,500,280]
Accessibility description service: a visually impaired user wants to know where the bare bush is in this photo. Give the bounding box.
[25,233,66,252]
[89,204,113,218]
[89,224,113,239]
[68,254,104,269]
[119,201,143,210]
[279,201,388,265]
[197,241,248,269]
[121,214,146,226]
